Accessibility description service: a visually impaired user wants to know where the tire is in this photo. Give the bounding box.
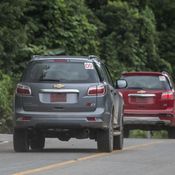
[168,128,175,139]
[124,128,130,138]
[97,119,113,152]
[13,129,29,152]
[113,118,124,150]
[30,133,45,150]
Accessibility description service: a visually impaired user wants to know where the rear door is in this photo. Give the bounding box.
[20,59,100,112]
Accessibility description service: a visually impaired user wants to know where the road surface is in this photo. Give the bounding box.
[0,134,175,175]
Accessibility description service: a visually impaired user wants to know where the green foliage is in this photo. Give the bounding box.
[152,131,168,139]
[94,0,172,78]
[149,0,175,79]
[130,130,168,139]
[24,0,99,56]
[0,71,14,133]
[130,130,147,138]
[85,0,108,9]
[0,0,28,73]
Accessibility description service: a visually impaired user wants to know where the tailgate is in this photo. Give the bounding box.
[120,90,166,110]
[22,83,97,112]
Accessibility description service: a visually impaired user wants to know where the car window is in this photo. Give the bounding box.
[122,75,171,90]
[22,61,99,83]
[102,65,114,86]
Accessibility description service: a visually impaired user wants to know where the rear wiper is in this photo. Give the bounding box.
[127,87,144,90]
[39,79,61,82]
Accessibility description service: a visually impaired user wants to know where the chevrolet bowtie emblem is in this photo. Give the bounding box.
[53,84,64,89]
[137,90,146,94]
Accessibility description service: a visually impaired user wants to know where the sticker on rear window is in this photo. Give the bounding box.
[84,63,94,69]
[159,76,166,81]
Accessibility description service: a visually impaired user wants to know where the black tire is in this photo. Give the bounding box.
[13,129,29,152]
[97,119,113,152]
[30,133,45,150]
[113,118,124,150]
[168,128,175,139]
[124,128,130,138]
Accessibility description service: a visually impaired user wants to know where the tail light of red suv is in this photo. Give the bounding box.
[161,91,174,100]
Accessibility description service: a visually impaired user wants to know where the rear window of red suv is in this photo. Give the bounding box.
[122,75,171,90]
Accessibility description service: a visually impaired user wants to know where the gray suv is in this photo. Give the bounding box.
[13,55,125,152]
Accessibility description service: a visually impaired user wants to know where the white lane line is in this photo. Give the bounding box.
[0,141,9,145]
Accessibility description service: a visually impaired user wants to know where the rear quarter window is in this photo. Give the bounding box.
[122,75,171,90]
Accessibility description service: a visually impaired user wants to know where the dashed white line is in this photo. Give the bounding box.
[0,141,9,145]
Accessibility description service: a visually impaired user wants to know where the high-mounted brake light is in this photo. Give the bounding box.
[47,59,68,63]
[88,85,106,96]
[161,91,174,100]
[16,84,31,96]
[53,59,68,62]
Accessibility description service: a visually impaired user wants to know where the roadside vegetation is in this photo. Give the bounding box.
[130,130,168,139]
[0,0,174,133]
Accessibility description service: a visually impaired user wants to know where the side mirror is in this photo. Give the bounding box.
[116,79,127,89]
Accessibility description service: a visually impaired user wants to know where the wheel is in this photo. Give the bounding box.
[30,133,45,150]
[113,118,124,150]
[124,128,130,138]
[97,119,113,152]
[13,129,29,152]
[168,128,175,139]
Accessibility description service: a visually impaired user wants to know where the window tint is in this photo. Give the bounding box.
[123,75,171,90]
[22,61,99,83]
[102,65,114,86]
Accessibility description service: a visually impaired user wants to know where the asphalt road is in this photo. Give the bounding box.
[0,134,175,175]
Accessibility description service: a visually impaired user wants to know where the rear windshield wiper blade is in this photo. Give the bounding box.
[127,87,144,90]
[39,79,61,82]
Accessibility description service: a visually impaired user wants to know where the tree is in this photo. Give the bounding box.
[0,71,14,133]
[23,0,99,57]
[85,0,108,9]
[88,0,171,78]
[149,0,175,79]
[0,0,28,73]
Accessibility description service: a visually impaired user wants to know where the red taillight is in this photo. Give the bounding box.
[16,84,31,96]
[161,91,174,100]
[88,85,106,96]
[87,117,96,121]
[17,116,31,121]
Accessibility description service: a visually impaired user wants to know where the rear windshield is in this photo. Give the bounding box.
[123,75,171,90]
[22,61,99,83]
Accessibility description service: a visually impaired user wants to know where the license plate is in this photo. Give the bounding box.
[50,93,66,102]
[134,97,154,104]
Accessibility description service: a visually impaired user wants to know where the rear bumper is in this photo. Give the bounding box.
[124,109,175,129]
[14,108,110,129]
[124,116,171,125]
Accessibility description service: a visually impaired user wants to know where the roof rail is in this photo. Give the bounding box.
[88,55,99,59]
[162,71,169,75]
[31,55,40,60]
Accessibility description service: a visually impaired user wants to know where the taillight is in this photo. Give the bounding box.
[88,85,106,96]
[16,84,31,96]
[17,116,31,121]
[161,91,174,100]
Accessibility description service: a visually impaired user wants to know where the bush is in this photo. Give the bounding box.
[0,71,14,133]
[130,129,168,139]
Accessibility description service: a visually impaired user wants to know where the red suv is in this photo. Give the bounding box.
[117,72,175,138]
